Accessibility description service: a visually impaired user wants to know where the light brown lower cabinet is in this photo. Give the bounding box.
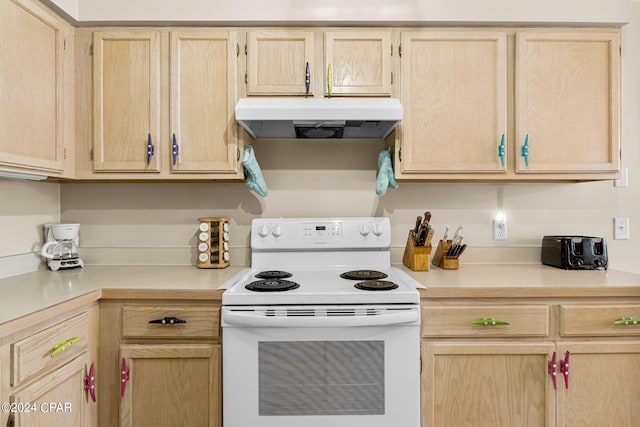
[98,300,222,427]
[421,301,640,427]
[555,342,640,426]
[10,354,93,427]
[119,344,221,427]
[422,341,556,427]
[0,304,98,427]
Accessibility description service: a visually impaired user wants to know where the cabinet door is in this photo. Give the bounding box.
[11,355,93,427]
[120,344,220,427]
[246,30,315,95]
[0,0,64,173]
[324,31,393,96]
[556,342,640,427]
[170,31,238,173]
[399,31,508,174]
[93,30,161,172]
[422,341,555,427]
[516,31,620,173]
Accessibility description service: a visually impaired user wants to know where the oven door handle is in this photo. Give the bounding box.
[223,310,419,327]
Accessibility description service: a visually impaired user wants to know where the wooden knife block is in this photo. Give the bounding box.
[432,240,460,270]
[402,231,432,271]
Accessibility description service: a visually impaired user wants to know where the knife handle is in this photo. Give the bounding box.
[446,245,456,257]
[457,244,467,257]
[414,216,422,234]
[416,226,427,246]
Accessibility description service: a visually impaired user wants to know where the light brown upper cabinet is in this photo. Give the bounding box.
[91,29,240,178]
[0,0,69,176]
[398,30,508,175]
[245,29,394,97]
[93,30,162,173]
[324,31,393,96]
[515,30,620,174]
[245,30,315,96]
[170,31,239,173]
[395,28,621,181]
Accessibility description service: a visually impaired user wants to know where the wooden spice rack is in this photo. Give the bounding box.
[402,230,432,271]
[197,217,230,269]
[432,240,460,270]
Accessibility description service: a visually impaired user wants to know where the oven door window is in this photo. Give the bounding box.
[258,340,384,416]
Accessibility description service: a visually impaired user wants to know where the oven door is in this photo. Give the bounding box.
[222,305,421,427]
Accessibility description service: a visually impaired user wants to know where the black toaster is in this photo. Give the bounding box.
[541,236,608,270]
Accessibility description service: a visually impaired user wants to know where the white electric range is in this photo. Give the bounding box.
[222,217,421,427]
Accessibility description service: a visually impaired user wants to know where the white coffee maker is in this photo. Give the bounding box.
[41,224,85,271]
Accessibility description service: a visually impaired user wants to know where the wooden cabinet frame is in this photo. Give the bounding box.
[396,28,621,181]
[79,29,241,180]
[0,0,70,176]
[92,30,162,172]
[421,298,640,427]
[515,30,621,174]
[398,30,508,174]
[98,300,222,427]
[422,341,556,427]
[244,28,396,98]
[119,344,221,427]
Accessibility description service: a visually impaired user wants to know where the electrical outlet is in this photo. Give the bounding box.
[493,218,507,240]
[614,217,630,240]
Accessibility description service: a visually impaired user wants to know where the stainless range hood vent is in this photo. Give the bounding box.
[235,98,402,140]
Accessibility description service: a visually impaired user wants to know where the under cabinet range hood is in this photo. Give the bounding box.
[235,97,403,140]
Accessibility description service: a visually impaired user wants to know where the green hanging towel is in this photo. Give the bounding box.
[242,145,268,197]
[376,147,398,196]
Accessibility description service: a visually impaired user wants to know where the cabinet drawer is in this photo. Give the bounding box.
[422,305,549,337]
[561,304,640,336]
[11,312,89,387]
[122,305,220,339]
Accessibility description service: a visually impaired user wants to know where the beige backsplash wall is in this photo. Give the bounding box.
[49,2,640,276]
[60,138,638,272]
[0,180,60,277]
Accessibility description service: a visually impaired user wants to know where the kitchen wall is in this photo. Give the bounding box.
[5,0,640,276]
[56,0,640,273]
[61,134,637,271]
[0,180,60,277]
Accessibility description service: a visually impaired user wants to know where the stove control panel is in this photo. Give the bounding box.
[302,222,342,240]
[251,217,391,250]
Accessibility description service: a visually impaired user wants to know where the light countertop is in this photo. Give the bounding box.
[0,265,246,328]
[399,264,640,298]
[1,263,640,333]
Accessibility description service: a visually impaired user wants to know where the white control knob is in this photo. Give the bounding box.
[373,223,384,236]
[258,225,270,237]
[359,224,371,236]
[272,225,282,238]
